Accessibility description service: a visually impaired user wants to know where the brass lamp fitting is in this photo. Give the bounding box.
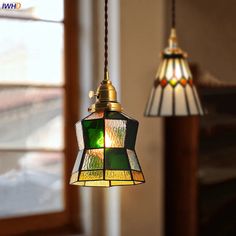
[88,72,122,112]
[163,28,187,58]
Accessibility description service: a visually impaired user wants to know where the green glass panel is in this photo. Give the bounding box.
[105,148,129,170]
[82,119,104,148]
[104,111,127,120]
[125,119,139,149]
[82,149,104,170]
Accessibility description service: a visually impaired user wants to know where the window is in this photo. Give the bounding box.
[0,0,80,234]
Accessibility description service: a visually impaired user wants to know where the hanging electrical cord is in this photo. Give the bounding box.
[104,0,109,80]
[171,0,176,29]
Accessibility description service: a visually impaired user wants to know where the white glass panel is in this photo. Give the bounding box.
[150,86,162,116]
[175,84,187,115]
[127,150,140,171]
[0,0,64,21]
[160,84,173,116]
[183,59,192,79]
[0,152,64,219]
[181,59,189,79]
[145,87,155,115]
[186,84,198,115]
[72,151,83,173]
[166,59,174,80]
[0,20,64,85]
[155,62,161,78]
[180,59,188,78]
[0,88,64,149]
[76,122,84,150]
[193,86,204,115]
[174,59,182,79]
[159,59,167,79]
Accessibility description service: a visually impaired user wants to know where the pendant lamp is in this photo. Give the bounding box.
[145,0,204,116]
[70,0,145,187]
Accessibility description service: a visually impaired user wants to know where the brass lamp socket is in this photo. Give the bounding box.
[88,73,122,113]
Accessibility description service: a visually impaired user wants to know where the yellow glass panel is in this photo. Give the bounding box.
[105,120,126,148]
[111,181,134,186]
[70,172,79,184]
[132,171,144,181]
[105,170,132,180]
[79,170,103,181]
[85,181,110,187]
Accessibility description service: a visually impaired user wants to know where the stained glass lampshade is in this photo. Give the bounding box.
[70,0,144,187]
[70,111,145,187]
[145,29,204,116]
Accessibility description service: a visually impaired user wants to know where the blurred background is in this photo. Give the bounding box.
[0,0,235,236]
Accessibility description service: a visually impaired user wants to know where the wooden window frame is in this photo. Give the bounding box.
[0,0,80,235]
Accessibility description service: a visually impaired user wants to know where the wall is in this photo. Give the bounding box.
[120,1,165,236]
[176,0,236,84]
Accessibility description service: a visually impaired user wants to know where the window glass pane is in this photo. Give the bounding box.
[0,151,64,218]
[0,88,64,149]
[0,0,64,21]
[0,19,64,85]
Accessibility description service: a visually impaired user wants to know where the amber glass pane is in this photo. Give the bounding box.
[132,171,145,181]
[0,88,64,149]
[85,112,104,120]
[0,0,63,21]
[83,119,104,149]
[0,20,63,85]
[105,120,126,148]
[82,149,104,170]
[0,152,64,219]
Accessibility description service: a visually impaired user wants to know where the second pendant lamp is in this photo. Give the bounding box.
[145,0,204,117]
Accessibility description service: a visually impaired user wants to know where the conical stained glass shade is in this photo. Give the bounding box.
[145,52,204,116]
[70,111,145,187]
